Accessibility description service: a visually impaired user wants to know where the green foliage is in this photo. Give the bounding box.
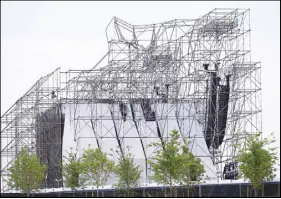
[178,145,205,197]
[147,130,186,196]
[112,146,142,197]
[8,147,47,194]
[81,146,114,196]
[62,150,83,190]
[235,132,278,194]
[148,130,205,197]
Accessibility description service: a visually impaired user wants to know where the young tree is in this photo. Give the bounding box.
[147,130,184,197]
[112,146,142,197]
[62,150,84,190]
[8,147,47,196]
[81,146,114,197]
[178,145,205,197]
[234,132,278,197]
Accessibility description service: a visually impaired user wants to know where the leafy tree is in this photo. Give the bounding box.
[112,146,142,197]
[81,146,114,197]
[178,145,205,197]
[62,150,84,190]
[8,147,47,196]
[147,130,184,197]
[234,132,278,197]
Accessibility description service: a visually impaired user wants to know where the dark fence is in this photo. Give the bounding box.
[1,181,280,197]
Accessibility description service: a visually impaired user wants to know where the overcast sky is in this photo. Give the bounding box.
[1,1,280,158]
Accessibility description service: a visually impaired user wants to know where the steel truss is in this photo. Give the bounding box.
[1,8,261,191]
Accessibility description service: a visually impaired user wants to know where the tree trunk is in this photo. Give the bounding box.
[169,173,173,197]
[254,189,258,197]
[169,187,173,197]
[97,187,99,197]
[261,184,264,197]
[187,187,190,197]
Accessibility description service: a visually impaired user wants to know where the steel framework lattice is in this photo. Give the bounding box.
[1,8,262,191]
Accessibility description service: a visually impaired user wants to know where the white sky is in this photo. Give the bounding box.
[1,1,280,162]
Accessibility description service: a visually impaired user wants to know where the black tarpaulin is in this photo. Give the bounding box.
[35,104,65,188]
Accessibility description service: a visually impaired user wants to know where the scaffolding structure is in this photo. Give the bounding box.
[1,8,261,192]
